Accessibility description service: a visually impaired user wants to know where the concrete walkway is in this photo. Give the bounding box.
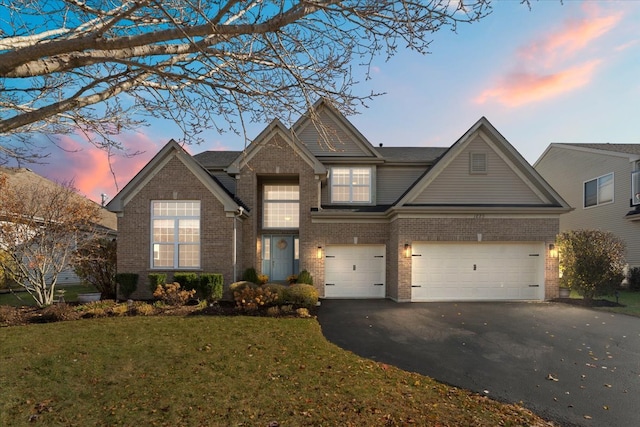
[317,299,640,427]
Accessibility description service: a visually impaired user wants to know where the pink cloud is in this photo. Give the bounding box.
[475,5,622,107]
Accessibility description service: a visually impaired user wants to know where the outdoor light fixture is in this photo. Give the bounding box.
[404,243,412,258]
[549,243,558,258]
[317,246,323,259]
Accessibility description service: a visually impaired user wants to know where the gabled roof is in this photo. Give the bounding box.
[193,151,242,169]
[226,119,326,175]
[107,140,243,214]
[291,98,383,159]
[535,143,640,166]
[395,117,571,212]
[0,166,117,231]
[377,147,447,164]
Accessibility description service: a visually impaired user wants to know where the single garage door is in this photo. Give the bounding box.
[411,242,544,301]
[324,245,386,298]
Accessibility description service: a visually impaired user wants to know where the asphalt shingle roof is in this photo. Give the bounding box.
[566,143,640,156]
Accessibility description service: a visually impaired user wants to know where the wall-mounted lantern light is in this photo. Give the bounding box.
[317,246,323,259]
[549,243,558,258]
[404,243,412,258]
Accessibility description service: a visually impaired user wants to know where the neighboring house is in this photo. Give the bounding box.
[0,167,117,284]
[535,143,640,268]
[107,100,570,302]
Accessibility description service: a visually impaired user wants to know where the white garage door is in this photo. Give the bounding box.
[411,242,544,301]
[324,245,386,298]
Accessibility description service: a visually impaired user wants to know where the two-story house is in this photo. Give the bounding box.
[535,143,640,268]
[107,100,570,302]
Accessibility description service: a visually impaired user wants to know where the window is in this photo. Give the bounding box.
[331,167,372,203]
[151,201,200,268]
[469,152,487,174]
[263,185,299,228]
[584,173,613,208]
[632,163,640,206]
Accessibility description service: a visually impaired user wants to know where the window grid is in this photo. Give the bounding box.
[331,167,372,203]
[151,201,200,268]
[263,185,299,229]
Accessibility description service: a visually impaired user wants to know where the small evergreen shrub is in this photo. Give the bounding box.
[200,273,224,301]
[115,273,138,299]
[284,284,319,308]
[148,273,166,293]
[297,270,313,285]
[628,267,640,291]
[153,282,196,306]
[242,267,259,284]
[173,272,200,292]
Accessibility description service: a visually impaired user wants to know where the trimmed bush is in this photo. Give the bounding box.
[284,284,319,308]
[153,282,196,306]
[115,273,138,299]
[297,270,313,285]
[173,272,200,292]
[200,273,224,302]
[263,283,286,303]
[242,267,259,284]
[629,267,640,291]
[234,286,279,312]
[148,273,166,293]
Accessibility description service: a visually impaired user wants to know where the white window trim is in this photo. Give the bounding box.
[583,172,614,209]
[329,166,374,204]
[263,185,300,229]
[150,200,201,269]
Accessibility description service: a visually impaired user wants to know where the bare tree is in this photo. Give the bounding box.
[0,173,102,307]
[0,0,498,163]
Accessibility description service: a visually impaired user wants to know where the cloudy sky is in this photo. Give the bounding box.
[16,1,640,203]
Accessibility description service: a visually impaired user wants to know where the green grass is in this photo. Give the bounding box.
[568,289,640,317]
[0,316,547,426]
[0,284,97,307]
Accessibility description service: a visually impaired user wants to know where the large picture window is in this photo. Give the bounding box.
[331,167,372,203]
[584,173,613,208]
[151,201,200,268]
[263,185,299,229]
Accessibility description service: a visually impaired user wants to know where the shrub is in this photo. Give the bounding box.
[173,272,200,292]
[628,267,640,291]
[200,273,224,302]
[242,267,259,284]
[234,286,279,312]
[72,237,117,299]
[263,283,286,302]
[280,304,294,315]
[115,273,138,299]
[134,302,155,316]
[111,304,129,316]
[267,306,281,317]
[286,274,298,284]
[153,282,196,306]
[297,270,313,285]
[257,274,269,285]
[296,307,311,318]
[558,229,626,301]
[148,273,166,293]
[284,284,319,308]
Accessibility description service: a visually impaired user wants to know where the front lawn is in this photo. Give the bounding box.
[0,316,550,426]
[564,289,640,317]
[0,284,98,307]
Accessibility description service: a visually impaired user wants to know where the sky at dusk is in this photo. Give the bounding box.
[12,1,640,204]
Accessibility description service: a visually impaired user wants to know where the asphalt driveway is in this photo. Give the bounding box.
[317,299,640,427]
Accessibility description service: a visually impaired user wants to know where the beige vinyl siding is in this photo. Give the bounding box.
[535,147,640,267]
[296,109,372,157]
[376,166,426,204]
[412,136,544,205]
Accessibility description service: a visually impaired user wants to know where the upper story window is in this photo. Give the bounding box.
[151,201,200,269]
[264,185,299,229]
[331,167,372,204]
[469,152,487,174]
[584,173,613,208]
[632,161,640,206]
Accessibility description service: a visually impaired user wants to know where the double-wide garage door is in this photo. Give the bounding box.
[324,245,386,298]
[411,242,544,301]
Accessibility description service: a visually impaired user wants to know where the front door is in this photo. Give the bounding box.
[262,236,295,281]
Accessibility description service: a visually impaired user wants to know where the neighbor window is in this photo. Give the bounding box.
[151,201,200,268]
[263,185,299,228]
[331,167,372,203]
[632,164,640,206]
[584,173,613,208]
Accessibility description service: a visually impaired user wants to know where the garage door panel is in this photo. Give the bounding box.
[411,242,544,301]
[325,245,385,298]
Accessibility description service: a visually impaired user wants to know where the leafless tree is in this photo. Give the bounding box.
[0,1,503,163]
[0,173,102,307]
